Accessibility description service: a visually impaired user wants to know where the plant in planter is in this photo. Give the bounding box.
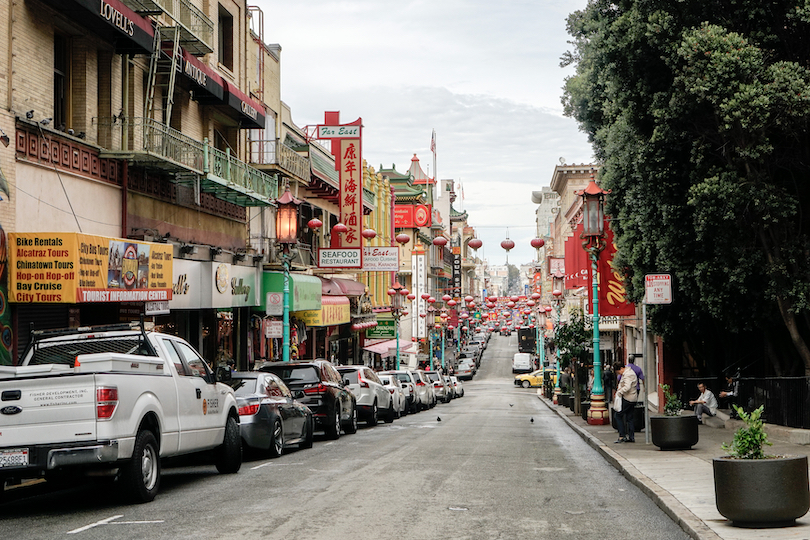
[713,405,810,527]
[649,384,699,450]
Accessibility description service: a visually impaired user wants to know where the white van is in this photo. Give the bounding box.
[512,352,532,373]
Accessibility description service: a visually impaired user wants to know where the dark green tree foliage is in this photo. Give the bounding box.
[507,264,521,295]
[563,0,810,375]
[555,309,591,370]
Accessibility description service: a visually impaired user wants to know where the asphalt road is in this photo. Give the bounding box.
[0,333,690,540]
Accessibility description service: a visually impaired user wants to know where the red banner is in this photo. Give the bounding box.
[587,223,635,316]
[564,222,589,289]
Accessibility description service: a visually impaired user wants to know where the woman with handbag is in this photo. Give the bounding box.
[613,362,638,443]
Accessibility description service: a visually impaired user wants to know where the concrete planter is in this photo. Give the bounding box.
[649,415,699,450]
[558,393,570,407]
[713,455,810,527]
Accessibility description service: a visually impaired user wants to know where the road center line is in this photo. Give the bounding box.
[67,515,124,534]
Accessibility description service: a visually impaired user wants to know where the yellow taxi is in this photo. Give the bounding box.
[514,368,556,388]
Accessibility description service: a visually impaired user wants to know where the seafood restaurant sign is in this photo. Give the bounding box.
[9,232,173,303]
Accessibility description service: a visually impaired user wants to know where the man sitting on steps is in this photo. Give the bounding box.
[688,382,718,424]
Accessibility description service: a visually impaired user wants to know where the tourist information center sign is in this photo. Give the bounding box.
[9,232,173,303]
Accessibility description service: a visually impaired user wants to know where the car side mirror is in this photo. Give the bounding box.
[215,365,232,383]
[293,390,305,399]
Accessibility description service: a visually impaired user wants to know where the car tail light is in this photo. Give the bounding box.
[357,373,369,388]
[415,381,425,386]
[96,386,118,420]
[303,383,328,395]
[238,403,261,416]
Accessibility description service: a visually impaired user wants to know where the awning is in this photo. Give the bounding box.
[362,339,416,358]
[260,272,321,313]
[43,0,155,55]
[223,80,266,129]
[178,48,225,101]
[319,276,366,297]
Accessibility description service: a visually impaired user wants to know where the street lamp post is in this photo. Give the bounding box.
[552,288,564,403]
[275,184,303,363]
[388,282,408,370]
[577,174,611,425]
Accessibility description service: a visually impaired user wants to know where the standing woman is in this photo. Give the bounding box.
[613,362,638,443]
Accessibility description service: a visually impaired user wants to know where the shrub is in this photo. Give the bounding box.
[660,384,682,416]
[722,405,772,459]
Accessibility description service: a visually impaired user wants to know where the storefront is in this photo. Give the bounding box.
[158,258,260,369]
[295,296,352,364]
[8,232,173,362]
[255,272,321,364]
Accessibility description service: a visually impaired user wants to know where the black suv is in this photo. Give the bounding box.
[260,360,357,439]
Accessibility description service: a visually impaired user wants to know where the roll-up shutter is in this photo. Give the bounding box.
[15,304,70,363]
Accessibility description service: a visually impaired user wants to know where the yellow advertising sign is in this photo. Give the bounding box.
[9,232,173,303]
[294,296,350,327]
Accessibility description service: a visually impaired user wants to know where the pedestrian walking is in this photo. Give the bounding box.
[613,361,638,443]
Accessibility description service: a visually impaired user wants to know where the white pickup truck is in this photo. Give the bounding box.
[0,322,241,503]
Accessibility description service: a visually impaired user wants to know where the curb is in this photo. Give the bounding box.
[538,395,722,540]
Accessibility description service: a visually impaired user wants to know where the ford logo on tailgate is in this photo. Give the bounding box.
[1,406,21,415]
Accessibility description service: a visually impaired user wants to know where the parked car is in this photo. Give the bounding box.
[336,365,395,424]
[443,375,457,399]
[410,369,437,409]
[469,338,486,351]
[456,360,475,381]
[450,375,464,397]
[378,373,408,417]
[512,352,533,373]
[260,360,357,439]
[425,370,451,403]
[383,370,421,413]
[514,369,546,388]
[232,371,313,456]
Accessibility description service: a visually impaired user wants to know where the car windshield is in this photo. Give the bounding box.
[264,365,320,385]
[394,373,411,383]
[426,372,440,382]
[379,375,391,385]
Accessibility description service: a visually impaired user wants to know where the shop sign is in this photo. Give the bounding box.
[145,301,169,315]
[366,319,395,339]
[318,248,362,268]
[315,114,363,268]
[9,232,172,303]
[294,296,350,327]
[452,252,461,293]
[362,246,398,271]
[394,204,431,228]
[169,258,202,309]
[204,263,259,308]
[261,272,321,312]
[411,250,427,339]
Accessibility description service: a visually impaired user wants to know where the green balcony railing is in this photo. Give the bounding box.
[96,117,277,206]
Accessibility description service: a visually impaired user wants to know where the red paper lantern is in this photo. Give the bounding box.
[432,236,448,247]
[333,223,348,234]
[442,294,452,302]
[468,238,482,250]
[530,238,545,249]
[395,233,411,244]
[407,293,416,300]
[447,299,457,307]
[400,288,409,296]
[531,292,541,300]
[307,218,323,230]
[501,239,515,252]
[362,228,377,239]
[421,293,431,300]
[427,297,436,304]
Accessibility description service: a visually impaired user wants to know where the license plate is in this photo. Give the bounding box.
[0,448,29,468]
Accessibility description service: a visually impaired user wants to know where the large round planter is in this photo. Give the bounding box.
[581,401,591,421]
[558,393,570,407]
[713,455,810,527]
[649,415,699,450]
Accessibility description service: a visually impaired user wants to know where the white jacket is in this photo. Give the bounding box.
[616,367,638,402]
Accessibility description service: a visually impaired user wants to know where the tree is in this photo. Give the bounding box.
[554,309,591,370]
[506,264,521,295]
[563,1,810,375]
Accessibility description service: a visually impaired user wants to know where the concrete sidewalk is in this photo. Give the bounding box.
[539,394,810,540]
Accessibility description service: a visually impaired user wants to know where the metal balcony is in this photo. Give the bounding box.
[249,139,311,183]
[96,117,277,206]
[119,0,214,55]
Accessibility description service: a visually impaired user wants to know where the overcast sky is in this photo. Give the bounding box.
[253,0,595,267]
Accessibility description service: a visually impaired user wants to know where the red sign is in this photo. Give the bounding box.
[588,222,636,316]
[394,205,431,227]
[316,113,363,268]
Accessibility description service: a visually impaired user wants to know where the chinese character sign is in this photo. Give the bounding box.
[338,138,362,249]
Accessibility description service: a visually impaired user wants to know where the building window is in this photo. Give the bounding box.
[218,5,234,71]
[54,34,69,130]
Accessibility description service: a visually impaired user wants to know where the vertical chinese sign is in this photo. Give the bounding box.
[411,243,427,340]
[316,112,363,268]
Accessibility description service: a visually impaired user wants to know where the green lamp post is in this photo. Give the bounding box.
[275,183,303,363]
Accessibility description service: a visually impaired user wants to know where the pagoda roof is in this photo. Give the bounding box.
[450,205,468,221]
[408,154,434,185]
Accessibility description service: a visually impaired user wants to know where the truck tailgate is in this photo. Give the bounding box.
[0,375,97,447]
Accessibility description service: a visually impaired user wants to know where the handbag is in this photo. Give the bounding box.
[613,394,622,412]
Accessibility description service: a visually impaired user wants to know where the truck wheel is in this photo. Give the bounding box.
[326,402,341,440]
[215,416,242,474]
[121,429,160,503]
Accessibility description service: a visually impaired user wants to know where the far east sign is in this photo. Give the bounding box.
[644,274,673,304]
[316,112,363,269]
